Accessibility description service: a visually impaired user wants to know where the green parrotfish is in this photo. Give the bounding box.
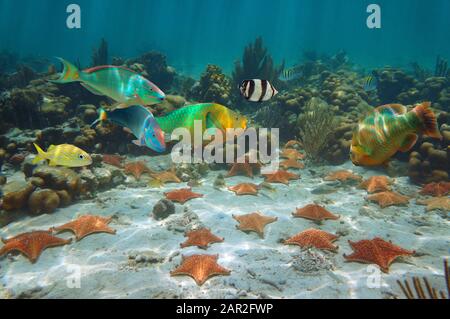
[155,103,247,138]
[50,58,165,108]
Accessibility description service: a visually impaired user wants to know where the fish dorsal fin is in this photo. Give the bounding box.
[399,134,418,152]
[376,104,407,116]
[80,83,104,96]
[83,65,137,74]
[48,144,56,152]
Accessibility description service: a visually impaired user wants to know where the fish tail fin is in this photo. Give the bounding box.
[413,102,442,139]
[32,143,47,164]
[90,108,108,128]
[48,58,81,84]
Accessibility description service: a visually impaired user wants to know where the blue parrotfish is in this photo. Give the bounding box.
[50,58,165,108]
[91,105,166,153]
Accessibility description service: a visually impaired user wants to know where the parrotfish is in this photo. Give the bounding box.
[91,105,166,153]
[350,102,442,167]
[50,58,165,108]
[155,103,247,137]
[33,143,92,167]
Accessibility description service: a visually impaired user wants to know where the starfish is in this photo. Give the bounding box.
[292,204,340,221]
[232,212,277,238]
[124,161,151,180]
[280,148,305,160]
[53,215,116,241]
[226,162,258,178]
[359,176,391,193]
[343,237,415,273]
[170,254,231,286]
[180,228,224,249]
[324,170,362,182]
[262,170,300,185]
[102,154,125,168]
[284,228,338,251]
[0,231,71,263]
[367,191,409,208]
[150,168,181,184]
[419,182,450,197]
[284,140,302,149]
[417,197,450,212]
[279,158,305,170]
[228,183,260,196]
[164,188,204,204]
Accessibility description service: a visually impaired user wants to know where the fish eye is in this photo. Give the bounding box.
[79,154,85,159]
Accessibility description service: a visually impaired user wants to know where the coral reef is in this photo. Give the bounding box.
[188,65,231,105]
[126,51,175,91]
[408,114,449,183]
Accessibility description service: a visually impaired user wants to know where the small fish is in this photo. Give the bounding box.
[239,79,278,102]
[363,75,378,92]
[351,102,442,167]
[32,144,92,167]
[50,58,165,108]
[91,105,166,153]
[279,67,302,81]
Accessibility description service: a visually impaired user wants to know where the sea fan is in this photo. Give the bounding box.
[397,259,450,299]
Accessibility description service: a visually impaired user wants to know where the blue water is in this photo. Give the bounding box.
[1,0,450,76]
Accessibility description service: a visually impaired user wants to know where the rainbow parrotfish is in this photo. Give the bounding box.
[33,143,92,167]
[155,103,247,137]
[50,58,165,108]
[91,105,166,153]
[350,102,442,167]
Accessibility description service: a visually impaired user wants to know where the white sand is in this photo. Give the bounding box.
[0,155,449,299]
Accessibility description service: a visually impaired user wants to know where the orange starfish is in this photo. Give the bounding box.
[180,228,224,249]
[367,191,409,208]
[228,183,260,196]
[150,168,181,184]
[324,170,362,182]
[279,158,305,170]
[280,148,305,160]
[232,212,277,238]
[284,228,338,251]
[102,154,125,168]
[164,188,204,204]
[262,170,300,185]
[124,161,151,180]
[359,176,391,193]
[170,254,231,286]
[292,204,340,221]
[344,238,415,273]
[417,197,450,212]
[0,231,71,263]
[419,182,450,197]
[52,215,116,241]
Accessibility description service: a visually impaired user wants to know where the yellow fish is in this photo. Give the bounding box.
[350,102,442,167]
[32,143,92,167]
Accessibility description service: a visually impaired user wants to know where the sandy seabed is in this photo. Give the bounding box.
[0,154,448,299]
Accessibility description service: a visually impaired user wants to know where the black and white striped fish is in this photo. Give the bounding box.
[239,79,278,102]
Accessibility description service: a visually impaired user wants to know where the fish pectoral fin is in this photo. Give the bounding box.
[132,140,142,146]
[399,134,418,152]
[80,83,104,96]
[49,159,58,166]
